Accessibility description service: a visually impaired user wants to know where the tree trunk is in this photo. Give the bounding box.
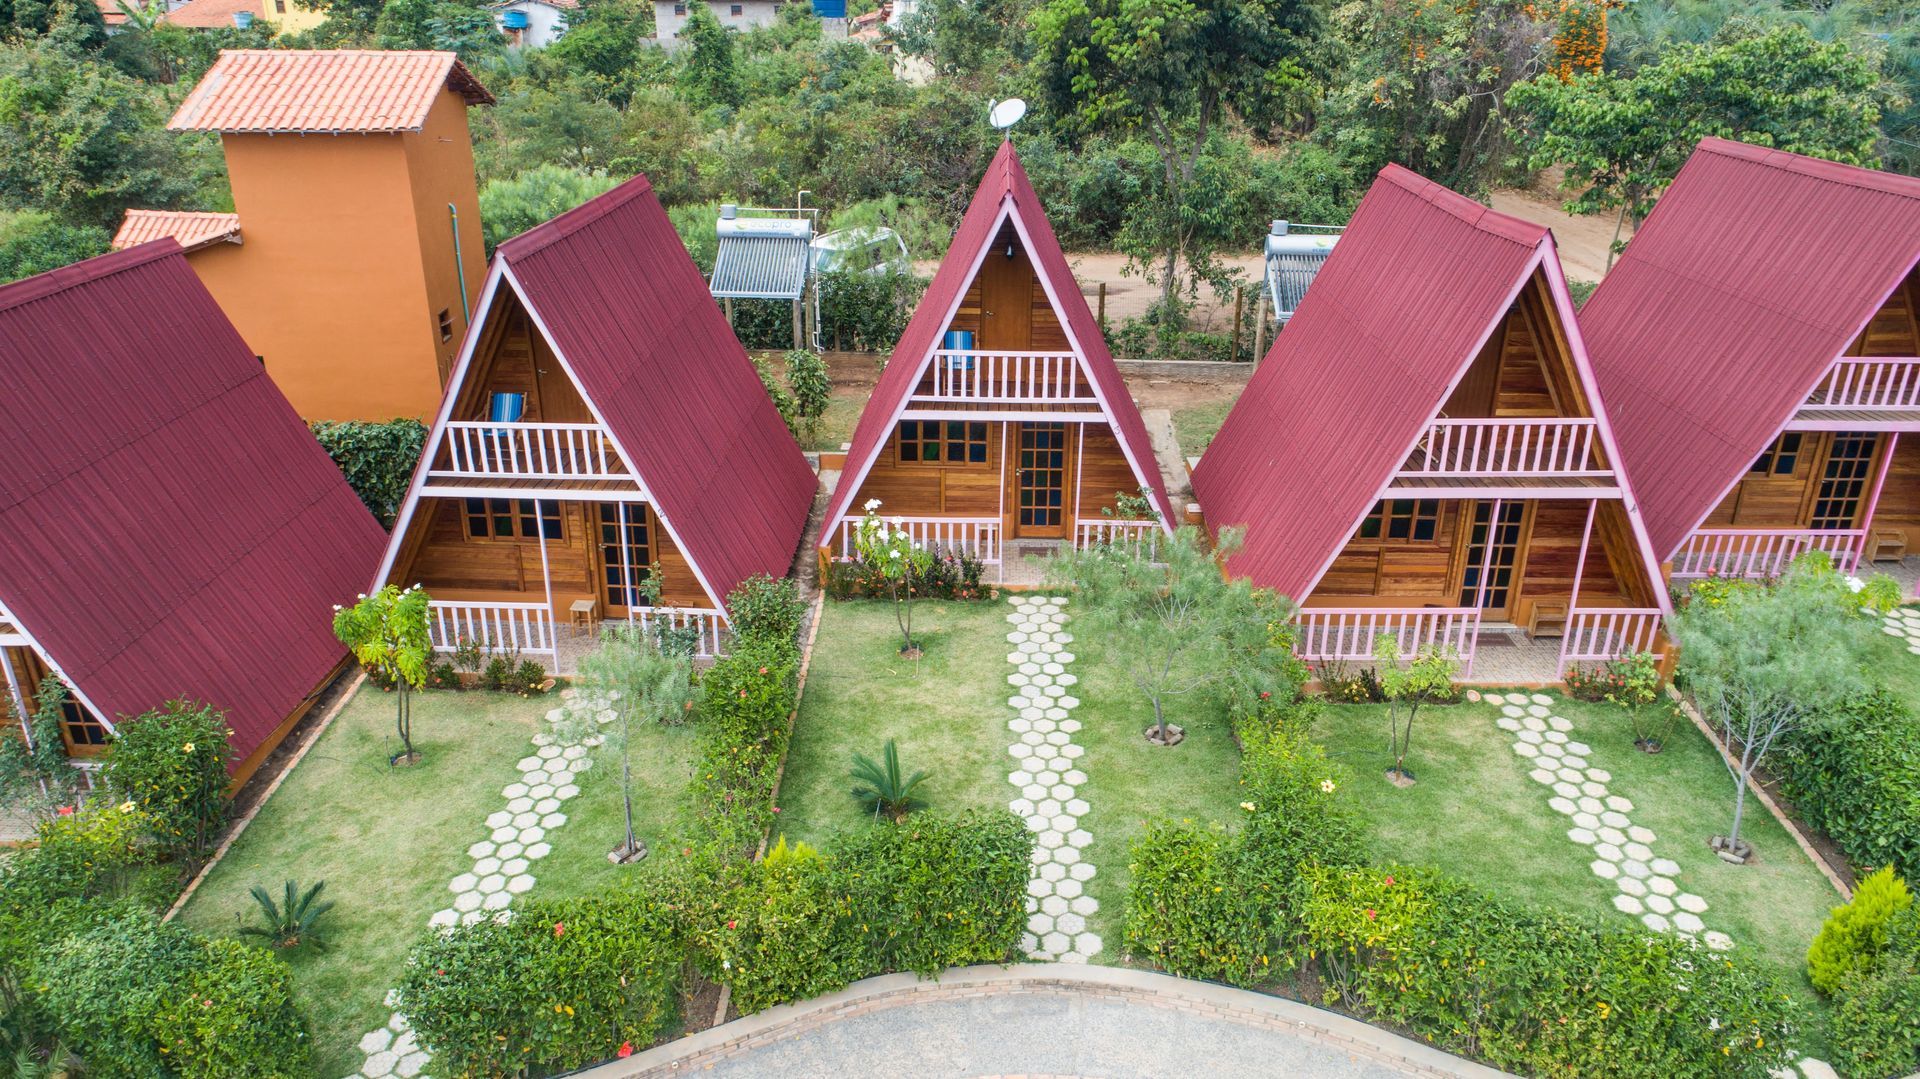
[622,749,638,855]
[1153,694,1168,743]
[1606,203,1630,274]
[1728,771,1749,848]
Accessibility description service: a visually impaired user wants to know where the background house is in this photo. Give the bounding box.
[114,49,493,423]
[493,0,572,48]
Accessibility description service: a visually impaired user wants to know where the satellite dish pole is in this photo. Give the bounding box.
[988,97,1027,143]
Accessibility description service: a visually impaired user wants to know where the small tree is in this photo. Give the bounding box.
[0,677,84,824]
[332,585,432,766]
[1050,526,1258,745]
[103,700,232,862]
[784,349,830,446]
[1672,556,1870,856]
[562,626,693,861]
[1372,637,1459,786]
[849,739,930,823]
[852,502,934,656]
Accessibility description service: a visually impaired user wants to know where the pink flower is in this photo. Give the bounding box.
[553,923,565,938]
[617,1042,634,1058]
[1364,908,1377,921]
[56,805,73,817]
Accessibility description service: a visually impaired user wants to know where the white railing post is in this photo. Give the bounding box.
[431,422,627,482]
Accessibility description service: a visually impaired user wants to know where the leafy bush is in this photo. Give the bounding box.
[1564,651,1661,707]
[825,548,988,601]
[1829,906,1920,1079]
[694,636,800,854]
[483,655,514,692]
[832,809,1030,978]
[396,893,682,1076]
[478,164,620,255]
[103,700,232,860]
[32,911,310,1079]
[1301,865,1796,1079]
[309,419,428,527]
[513,658,550,695]
[753,353,796,432]
[726,573,807,647]
[785,348,830,442]
[1771,688,1920,880]
[1808,866,1912,995]
[817,269,924,352]
[697,849,862,1014]
[0,209,109,286]
[1854,572,1904,616]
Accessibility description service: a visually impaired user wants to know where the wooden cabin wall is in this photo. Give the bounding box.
[1437,277,1586,421]
[942,228,1069,352]
[401,500,707,611]
[1315,503,1464,602]
[1073,426,1136,519]
[847,424,1004,518]
[1849,272,1918,357]
[455,309,591,423]
[1872,435,1920,534]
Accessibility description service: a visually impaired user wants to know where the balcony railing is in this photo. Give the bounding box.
[913,350,1097,405]
[1073,519,1161,557]
[1671,528,1864,580]
[1558,608,1665,674]
[1805,357,1920,410]
[627,606,730,659]
[432,421,630,482]
[1293,607,1483,676]
[1397,418,1605,480]
[834,515,1003,566]
[428,600,558,659]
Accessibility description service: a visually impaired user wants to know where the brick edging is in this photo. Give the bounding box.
[1666,685,1851,900]
[579,964,1512,1078]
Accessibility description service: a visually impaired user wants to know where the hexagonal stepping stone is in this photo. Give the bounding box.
[1627,825,1656,844]
[1547,716,1573,732]
[1617,875,1648,897]
[1054,844,1081,865]
[1566,741,1591,756]
[506,874,535,895]
[1572,811,1601,830]
[1530,693,1555,705]
[1647,875,1678,897]
[1599,811,1631,830]
[554,784,579,800]
[395,1051,430,1078]
[1587,768,1612,784]
[429,908,459,929]
[1591,859,1619,880]
[1580,781,1607,798]
[1620,858,1652,879]
[1543,730,1569,745]
[1056,878,1082,899]
[1596,826,1627,846]
[1538,743,1566,759]
[1514,743,1540,758]
[453,891,482,913]
[360,1028,395,1056]
[1594,842,1624,862]
[1528,768,1557,786]
[523,841,551,859]
[1611,893,1644,914]
[1623,842,1654,862]
[1703,931,1734,951]
[1482,692,1507,705]
[1605,795,1634,813]
[1068,861,1095,881]
[1568,827,1596,845]
[466,840,496,860]
[1027,912,1054,936]
[1521,717,1547,733]
[1651,857,1681,877]
[1676,893,1708,914]
[497,840,525,860]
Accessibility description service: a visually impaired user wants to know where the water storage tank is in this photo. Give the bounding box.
[811,0,847,15]
[501,8,530,28]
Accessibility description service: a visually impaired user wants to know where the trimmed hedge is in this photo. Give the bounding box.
[309,419,428,527]
[1829,906,1920,1078]
[1772,688,1920,880]
[1124,701,1799,1079]
[694,635,801,856]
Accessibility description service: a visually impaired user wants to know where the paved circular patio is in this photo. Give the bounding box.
[589,965,1509,1079]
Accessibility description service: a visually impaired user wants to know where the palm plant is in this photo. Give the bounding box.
[850,739,930,822]
[240,879,335,952]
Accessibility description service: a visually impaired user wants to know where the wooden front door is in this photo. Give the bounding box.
[1458,501,1529,619]
[979,228,1034,351]
[1811,432,1880,530]
[1012,422,1072,539]
[598,502,653,616]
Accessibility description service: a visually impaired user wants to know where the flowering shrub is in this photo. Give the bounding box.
[1565,651,1661,707]
[102,700,232,860]
[396,893,682,1076]
[694,637,800,856]
[1301,865,1796,1078]
[727,573,809,647]
[1828,905,1920,1078]
[1313,658,1383,703]
[826,547,989,601]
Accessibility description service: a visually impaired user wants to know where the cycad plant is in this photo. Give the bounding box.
[850,739,930,823]
[240,880,335,952]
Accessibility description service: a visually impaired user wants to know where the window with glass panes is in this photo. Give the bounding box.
[463,498,562,541]
[1356,499,1441,542]
[897,420,989,464]
[599,504,653,608]
[1749,433,1804,475]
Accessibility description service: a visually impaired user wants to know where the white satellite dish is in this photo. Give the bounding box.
[988,98,1028,130]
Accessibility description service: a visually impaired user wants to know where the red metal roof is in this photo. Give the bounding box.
[1191,166,1556,600]
[112,210,242,254]
[821,140,1174,532]
[1582,138,1920,560]
[495,176,818,606]
[168,50,493,135]
[0,242,387,768]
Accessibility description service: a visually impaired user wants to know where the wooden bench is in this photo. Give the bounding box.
[1527,599,1570,639]
[1870,529,1908,563]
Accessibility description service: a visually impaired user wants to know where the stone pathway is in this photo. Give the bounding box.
[1480,691,1732,952]
[1004,595,1100,963]
[343,689,610,1079]
[1881,605,1920,652]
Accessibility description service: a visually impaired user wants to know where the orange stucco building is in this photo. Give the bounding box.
[116,50,493,422]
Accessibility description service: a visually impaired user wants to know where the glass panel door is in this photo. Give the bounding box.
[1015,422,1069,538]
[1459,501,1527,614]
[599,503,652,613]
[1811,433,1879,530]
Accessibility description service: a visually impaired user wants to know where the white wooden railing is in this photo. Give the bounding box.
[1398,418,1605,479]
[433,421,628,481]
[1671,528,1865,579]
[1558,608,1665,674]
[1073,519,1161,556]
[916,350,1096,404]
[1293,607,1483,676]
[428,600,558,659]
[1806,357,1920,410]
[628,606,730,659]
[834,516,1003,565]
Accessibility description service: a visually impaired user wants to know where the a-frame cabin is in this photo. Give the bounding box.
[374,176,818,663]
[820,141,1174,579]
[1583,139,1920,586]
[1193,165,1670,682]
[0,242,387,789]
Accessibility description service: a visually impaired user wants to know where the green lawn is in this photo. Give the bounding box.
[774,596,1243,952]
[178,683,696,1076]
[1173,401,1233,457]
[1311,695,1842,1034]
[1866,605,1920,706]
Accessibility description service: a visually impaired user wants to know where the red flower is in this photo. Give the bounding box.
[1364,908,1377,921]
[1259,691,1272,700]
[553,923,566,938]
[55,805,73,816]
[1383,875,1395,887]
[617,1042,635,1058]
[739,689,747,699]
[726,920,737,929]
[771,806,781,813]
[758,667,768,675]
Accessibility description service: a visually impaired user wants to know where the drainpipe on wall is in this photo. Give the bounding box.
[449,203,471,324]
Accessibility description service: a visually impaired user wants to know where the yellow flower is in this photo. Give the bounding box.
[1320,779,1337,794]
[119,801,137,813]
[1239,801,1256,812]
[182,742,195,753]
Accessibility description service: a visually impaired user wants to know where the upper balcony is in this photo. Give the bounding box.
[904,349,1102,417]
[422,421,645,497]
[1791,357,1920,430]
[1389,417,1615,495]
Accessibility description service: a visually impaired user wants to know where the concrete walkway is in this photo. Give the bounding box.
[587,965,1511,1079]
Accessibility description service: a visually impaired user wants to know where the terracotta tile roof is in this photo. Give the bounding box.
[111,210,242,254]
[95,0,128,25]
[1583,138,1920,559]
[168,49,493,135]
[161,0,264,27]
